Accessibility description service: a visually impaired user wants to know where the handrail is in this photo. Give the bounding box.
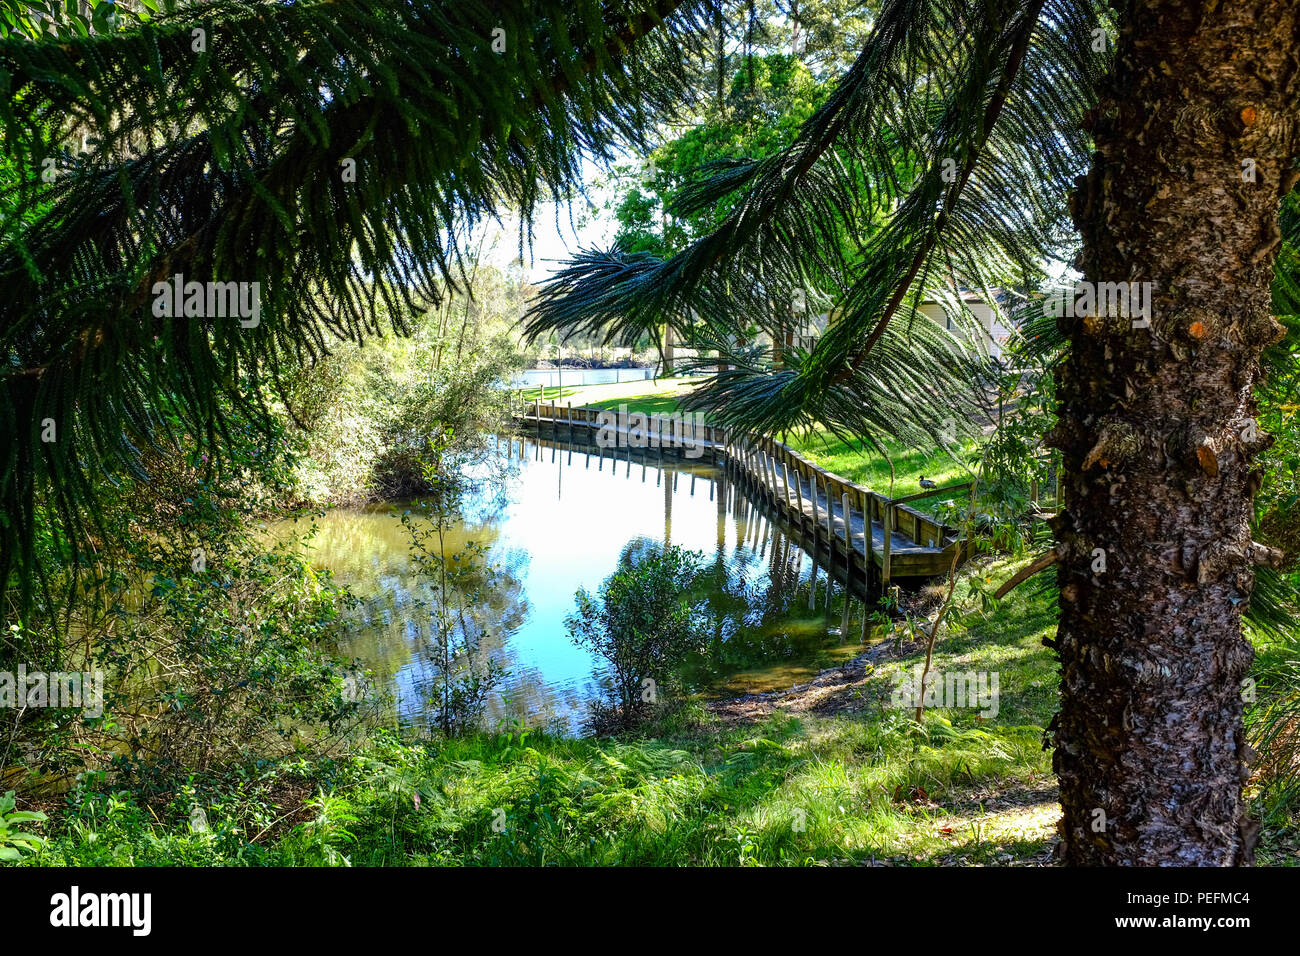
[519,400,970,505]
[888,481,976,507]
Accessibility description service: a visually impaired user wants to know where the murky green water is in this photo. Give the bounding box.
[282,433,876,734]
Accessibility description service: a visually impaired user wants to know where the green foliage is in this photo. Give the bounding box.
[0,789,45,861]
[529,0,1108,454]
[281,274,527,504]
[567,543,709,731]
[2,403,372,795]
[966,349,1058,552]
[277,792,361,867]
[19,552,1300,867]
[611,53,833,255]
[101,543,366,790]
[0,0,145,41]
[1248,627,1300,822]
[1258,193,1300,572]
[1245,195,1300,813]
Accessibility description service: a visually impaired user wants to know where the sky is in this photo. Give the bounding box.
[481,155,629,284]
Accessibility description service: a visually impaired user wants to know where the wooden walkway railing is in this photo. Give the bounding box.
[515,399,971,587]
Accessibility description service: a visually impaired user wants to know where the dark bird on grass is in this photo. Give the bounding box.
[919,477,937,490]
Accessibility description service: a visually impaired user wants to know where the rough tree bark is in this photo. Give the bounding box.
[1049,0,1300,865]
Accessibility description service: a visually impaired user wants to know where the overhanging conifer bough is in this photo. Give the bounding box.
[0,0,713,623]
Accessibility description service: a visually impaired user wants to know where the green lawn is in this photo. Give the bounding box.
[519,375,706,411]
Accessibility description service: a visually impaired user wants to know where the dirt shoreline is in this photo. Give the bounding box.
[707,634,924,724]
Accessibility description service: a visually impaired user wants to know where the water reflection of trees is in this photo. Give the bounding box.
[298,435,873,732]
[687,479,863,687]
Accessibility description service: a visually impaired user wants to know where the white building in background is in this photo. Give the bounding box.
[793,289,1011,363]
[917,289,1011,362]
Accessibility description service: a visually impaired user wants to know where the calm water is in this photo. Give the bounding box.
[285,433,876,734]
[512,367,657,389]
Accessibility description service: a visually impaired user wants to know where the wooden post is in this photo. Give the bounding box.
[842,492,853,556]
[858,488,872,595]
[882,501,893,588]
[809,468,820,551]
[823,476,833,540]
[772,454,782,509]
[793,462,805,526]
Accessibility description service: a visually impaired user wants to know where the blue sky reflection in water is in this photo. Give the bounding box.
[289,435,872,734]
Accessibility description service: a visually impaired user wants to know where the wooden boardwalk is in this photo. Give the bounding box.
[515,400,972,588]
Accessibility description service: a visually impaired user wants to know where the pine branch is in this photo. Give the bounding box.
[844,0,1048,377]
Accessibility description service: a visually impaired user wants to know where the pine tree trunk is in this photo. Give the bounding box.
[1050,0,1299,865]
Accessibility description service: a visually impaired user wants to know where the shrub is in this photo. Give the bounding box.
[566,543,707,732]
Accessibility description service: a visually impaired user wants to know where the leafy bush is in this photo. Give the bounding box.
[1248,627,1300,821]
[280,280,525,504]
[566,543,708,732]
[0,790,45,862]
